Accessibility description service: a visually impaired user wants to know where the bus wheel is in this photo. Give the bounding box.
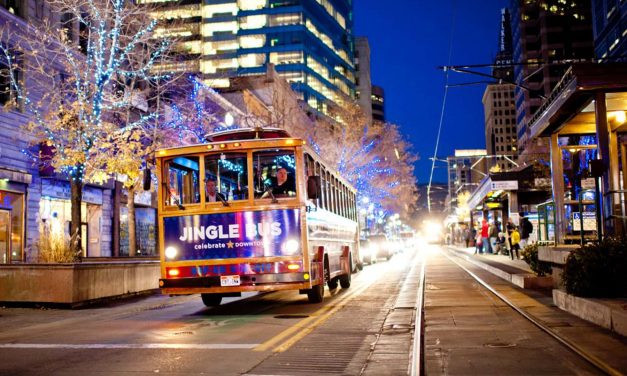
[201,294,222,307]
[340,257,352,289]
[325,257,337,291]
[328,277,338,290]
[307,283,324,303]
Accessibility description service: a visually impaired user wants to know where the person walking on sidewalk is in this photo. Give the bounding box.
[510,226,521,260]
[520,214,533,249]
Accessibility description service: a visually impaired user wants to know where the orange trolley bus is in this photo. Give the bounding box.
[156,128,360,305]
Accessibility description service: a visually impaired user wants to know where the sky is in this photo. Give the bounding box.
[353,0,510,184]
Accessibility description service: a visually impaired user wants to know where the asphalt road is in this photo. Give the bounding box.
[0,249,421,376]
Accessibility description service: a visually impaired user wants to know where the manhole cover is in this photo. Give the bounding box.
[484,342,517,348]
[274,314,309,319]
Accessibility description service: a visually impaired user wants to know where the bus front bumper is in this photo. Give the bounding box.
[160,272,313,294]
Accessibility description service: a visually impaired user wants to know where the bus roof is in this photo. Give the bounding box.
[205,127,290,142]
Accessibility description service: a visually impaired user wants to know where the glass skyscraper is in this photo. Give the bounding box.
[150,0,356,115]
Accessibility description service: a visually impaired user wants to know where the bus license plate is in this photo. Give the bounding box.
[220,275,240,286]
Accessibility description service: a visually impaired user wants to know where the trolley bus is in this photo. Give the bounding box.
[156,127,360,305]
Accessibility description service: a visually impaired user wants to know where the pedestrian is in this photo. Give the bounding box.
[480,219,490,254]
[474,229,483,254]
[488,220,499,254]
[510,226,521,260]
[496,232,507,255]
[506,218,515,250]
[464,226,472,248]
[520,214,533,249]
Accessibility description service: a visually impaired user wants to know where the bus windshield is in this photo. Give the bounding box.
[163,149,297,208]
[253,149,296,199]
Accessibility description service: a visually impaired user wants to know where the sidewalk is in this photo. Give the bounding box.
[446,244,627,339]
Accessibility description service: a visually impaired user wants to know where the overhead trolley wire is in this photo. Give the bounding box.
[427,0,456,213]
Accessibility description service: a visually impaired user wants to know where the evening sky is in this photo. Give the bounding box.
[354,0,509,184]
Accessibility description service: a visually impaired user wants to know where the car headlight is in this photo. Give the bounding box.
[165,246,177,259]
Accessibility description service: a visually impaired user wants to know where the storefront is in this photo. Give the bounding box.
[466,167,551,240]
[119,189,157,257]
[0,184,26,264]
[39,178,108,258]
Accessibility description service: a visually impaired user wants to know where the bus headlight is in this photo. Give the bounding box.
[165,246,178,259]
[283,239,299,254]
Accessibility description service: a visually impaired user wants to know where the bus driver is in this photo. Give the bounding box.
[272,167,296,195]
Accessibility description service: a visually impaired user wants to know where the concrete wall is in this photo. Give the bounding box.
[0,262,160,305]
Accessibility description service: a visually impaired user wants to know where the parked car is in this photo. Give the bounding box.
[359,239,376,265]
[366,234,392,261]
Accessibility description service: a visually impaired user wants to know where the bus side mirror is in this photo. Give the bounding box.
[307,176,321,200]
[143,168,151,191]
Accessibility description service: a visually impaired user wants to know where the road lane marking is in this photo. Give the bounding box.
[0,343,258,349]
[254,281,373,353]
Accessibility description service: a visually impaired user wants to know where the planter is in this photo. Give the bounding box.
[0,261,160,306]
[553,289,627,337]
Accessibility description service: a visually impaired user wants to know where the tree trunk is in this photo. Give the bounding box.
[127,185,137,256]
[70,176,83,261]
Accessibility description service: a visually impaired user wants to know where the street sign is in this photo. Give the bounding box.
[490,180,518,190]
[581,178,595,189]
[572,212,596,231]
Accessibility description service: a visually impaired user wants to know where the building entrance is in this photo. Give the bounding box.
[0,209,10,263]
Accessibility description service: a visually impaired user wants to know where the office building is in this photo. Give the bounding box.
[150,0,356,116]
[447,150,488,209]
[509,0,594,154]
[591,0,627,60]
[354,36,373,123]
[483,9,518,172]
[371,85,385,122]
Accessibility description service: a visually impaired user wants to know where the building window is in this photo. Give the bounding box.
[239,0,266,11]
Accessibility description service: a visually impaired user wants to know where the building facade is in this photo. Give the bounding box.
[371,84,385,122]
[447,150,488,210]
[150,0,356,116]
[482,9,518,172]
[509,0,594,154]
[354,36,373,123]
[591,0,627,60]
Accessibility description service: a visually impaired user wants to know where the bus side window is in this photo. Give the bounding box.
[320,166,327,209]
[164,156,201,207]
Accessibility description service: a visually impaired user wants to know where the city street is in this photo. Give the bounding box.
[2,244,626,375]
[0,250,421,376]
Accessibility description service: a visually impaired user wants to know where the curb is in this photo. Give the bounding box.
[446,246,552,289]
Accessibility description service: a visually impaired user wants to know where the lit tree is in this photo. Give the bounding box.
[314,99,419,220]
[1,0,174,258]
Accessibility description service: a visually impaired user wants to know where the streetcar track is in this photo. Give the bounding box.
[440,247,623,376]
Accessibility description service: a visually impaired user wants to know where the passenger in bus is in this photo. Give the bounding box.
[205,177,226,202]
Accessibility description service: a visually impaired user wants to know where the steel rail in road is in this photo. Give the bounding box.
[409,259,426,376]
[441,248,623,376]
